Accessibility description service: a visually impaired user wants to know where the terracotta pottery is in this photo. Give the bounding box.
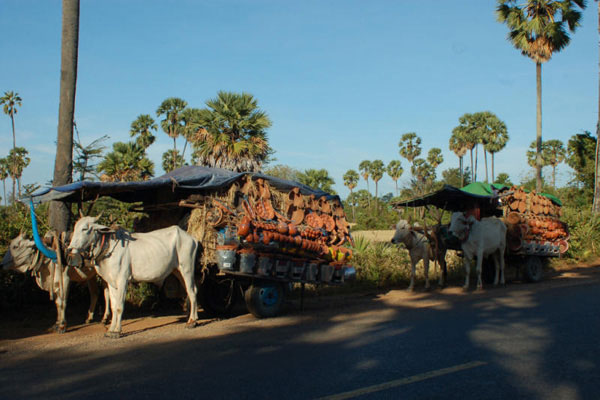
[277,220,288,234]
[245,233,255,243]
[518,201,527,213]
[263,231,272,245]
[291,208,304,225]
[506,212,521,225]
[288,223,298,236]
[237,222,250,237]
[319,196,332,214]
[321,214,336,232]
[294,236,302,246]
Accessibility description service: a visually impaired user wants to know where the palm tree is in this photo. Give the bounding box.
[50,0,79,232]
[156,97,187,153]
[343,169,359,219]
[449,130,469,186]
[427,148,444,171]
[0,91,22,151]
[297,169,336,194]
[0,158,9,206]
[7,147,30,198]
[386,160,403,196]
[411,158,434,194]
[497,0,586,192]
[181,107,203,160]
[398,132,422,178]
[98,142,154,182]
[358,160,372,194]
[369,160,384,211]
[190,91,272,172]
[482,112,509,182]
[74,135,108,181]
[130,114,157,150]
[452,113,479,182]
[544,139,566,188]
[162,149,185,173]
[594,0,600,213]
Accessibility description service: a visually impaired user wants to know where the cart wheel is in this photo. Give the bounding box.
[197,275,239,317]
[523,256,543,283]
[245,283,284,318]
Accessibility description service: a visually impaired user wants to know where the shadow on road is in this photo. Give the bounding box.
[1,264,599,399]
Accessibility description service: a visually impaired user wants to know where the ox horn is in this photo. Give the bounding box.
[79,208,85,218]
[29,199,57,262]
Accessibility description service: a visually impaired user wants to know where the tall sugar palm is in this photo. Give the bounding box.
[98,142,154,182]
[190,91,272,172]
[0,157,9,206]
[544,139,566,188]
[482,112,509,182]
[398,132,422,178]
[7,147,30,198]
[358,160,372,194]
[162,149,184,173]
[497,0,585,192]
[0,91,22,151]
[427,148,444,171]
[50,0,79,232]
[369,160,384,211]
[452,113,479,182]
[386,160,403,196]
[181,107,203,160]
[130,114,157,150]
[449,130,469,186]
[297,168,336,194]
[156,97,187,152]
[1,91,22,203]
[343,169,359,220]
[74,135,107,181]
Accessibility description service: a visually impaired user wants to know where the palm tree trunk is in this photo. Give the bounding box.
[484,149,488,183]
[2,179,5,206]
[459,156,464,187]
[395,180,398,197]
[553,165,557,189]
[375,181,379,214]
[474,145,478,182]
[594,1,600,214]
[469,149,474,182]
[491,153,495,183]
[49,0,79,232]
[536,62,543,193]
[11,114,16,150]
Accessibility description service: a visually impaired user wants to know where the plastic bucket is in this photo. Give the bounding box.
[320,264,334,282]
[216,248,237,271]
[257,255,273,276]
[239,252,256,274]
[305,263,318,281]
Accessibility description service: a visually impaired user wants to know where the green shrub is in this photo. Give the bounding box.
[561,206,600,261]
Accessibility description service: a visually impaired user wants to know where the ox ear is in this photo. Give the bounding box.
[466,215,477,225]
[96,225,115,234]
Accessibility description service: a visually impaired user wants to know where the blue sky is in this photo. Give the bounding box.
[0,0,597,198]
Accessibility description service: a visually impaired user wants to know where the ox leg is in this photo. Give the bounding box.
[85,279,99,324]
[438,252,447,287]
[463,257,471,290]
[499,248,506,286]
[101,282,111,324]
[423,251,430,290]
[176,267,198,328]
[105,284,125,339]
[408,254,417,291]
[54,274,71,333]
[476,249,484,290]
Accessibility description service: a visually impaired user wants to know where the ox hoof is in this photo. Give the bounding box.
[185,321,197,329]
[407,286,415,292]
[85,319,93,325]
[104,331,121,339]
[476,286,484,292]
[56,326,66,334]
[462,286,469,292]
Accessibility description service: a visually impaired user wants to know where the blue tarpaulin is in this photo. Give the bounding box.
[26,166,334,205]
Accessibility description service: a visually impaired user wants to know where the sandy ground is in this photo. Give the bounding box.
[1,258,599,357]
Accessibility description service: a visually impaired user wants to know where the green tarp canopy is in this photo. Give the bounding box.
[392,182,562,212]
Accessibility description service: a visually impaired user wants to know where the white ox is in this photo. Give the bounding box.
[67,216,199,338]
[1,234,110,332]
[449,212,507,290]
[391,220,447,290]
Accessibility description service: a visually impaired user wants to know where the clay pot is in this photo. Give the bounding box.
[294,236,302,246]
[245,233,255,243]
[237,222,250,237]
[288,223,298,236]
[263,231,272,245]
[277,220,288,234]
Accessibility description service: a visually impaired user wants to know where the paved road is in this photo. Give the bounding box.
[1,267,599,400]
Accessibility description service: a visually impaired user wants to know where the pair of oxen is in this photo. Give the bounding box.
[391,212,507,291]
[2,215,200,338]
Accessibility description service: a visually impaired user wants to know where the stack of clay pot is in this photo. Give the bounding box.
[502,187,569,254]
[233,177,353,263]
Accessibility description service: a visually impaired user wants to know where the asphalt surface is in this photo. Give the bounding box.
[1,267,599,400]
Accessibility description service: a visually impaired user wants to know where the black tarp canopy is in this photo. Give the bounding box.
[391,184,503,213]
[26,165,334,205]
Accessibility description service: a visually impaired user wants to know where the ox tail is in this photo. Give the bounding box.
[29,199,57,262]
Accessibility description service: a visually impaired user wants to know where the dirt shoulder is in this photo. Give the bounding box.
[1,259,599,357]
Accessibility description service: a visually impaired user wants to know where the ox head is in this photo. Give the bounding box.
[1,234,38,273]
[67,215,112,256]
[391,219,413,245]
[449,212,476,242]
